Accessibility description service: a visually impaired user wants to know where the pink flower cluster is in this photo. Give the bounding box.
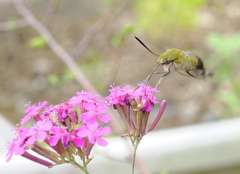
[6,91,111,168]
[104,83,166,142]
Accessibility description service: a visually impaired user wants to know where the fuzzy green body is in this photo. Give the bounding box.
[134,36,212,78]
[158,48,206,77]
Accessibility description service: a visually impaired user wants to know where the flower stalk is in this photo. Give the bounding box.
[105,83,167,173]
[6,91,112,174]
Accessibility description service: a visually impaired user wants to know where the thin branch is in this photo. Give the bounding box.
[0,0,58,31]
[13,0,97,92]
[0,19,28,31]
[42,0,60,27]
[70,0,122,59]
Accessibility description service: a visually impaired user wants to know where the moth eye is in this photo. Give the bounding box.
[164,59,171,64]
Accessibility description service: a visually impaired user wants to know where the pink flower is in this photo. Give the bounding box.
[104,85,132,105]
[49,127,69,148]
[49,127,84,148]
[81,102,111,124]
[70,131,85,148]
[77,122,111,146]
[7,90,112,169]
[148,99,167,132]
[14,127,29,144]
[105,83,166,139]
[25,120,52,145]
[6,136,54,167]
[105,83,159,112]
[55,103,70,119]
[132,83,159,112]
[54,102,77,122]
[69,90,100,106]
[6,137,25,162]
[21,101,47,125]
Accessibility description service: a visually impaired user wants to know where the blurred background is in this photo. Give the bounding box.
[0,0,240,174]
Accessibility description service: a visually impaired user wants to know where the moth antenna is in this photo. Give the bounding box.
[134,36,159,56]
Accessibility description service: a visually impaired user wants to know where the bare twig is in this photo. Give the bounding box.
[0,19,28,31]
[0,0,58,31]
[70,0,122,59]
[13,0,96,92]
[42,0,60,27]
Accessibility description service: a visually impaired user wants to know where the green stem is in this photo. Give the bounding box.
[82,167,90,174]
[73,160,90,174]
[132,143,139,174]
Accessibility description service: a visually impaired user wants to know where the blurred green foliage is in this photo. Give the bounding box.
[206,33,240,117]
[133,0,206,38]
[28,36,47,48]
[48,49,108,91]
[48,74,62,87]
[79,49,109,91]
[111,24,135,47]
[102,0,113,4]
[160,170,169,174]
[48,68,75,87]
